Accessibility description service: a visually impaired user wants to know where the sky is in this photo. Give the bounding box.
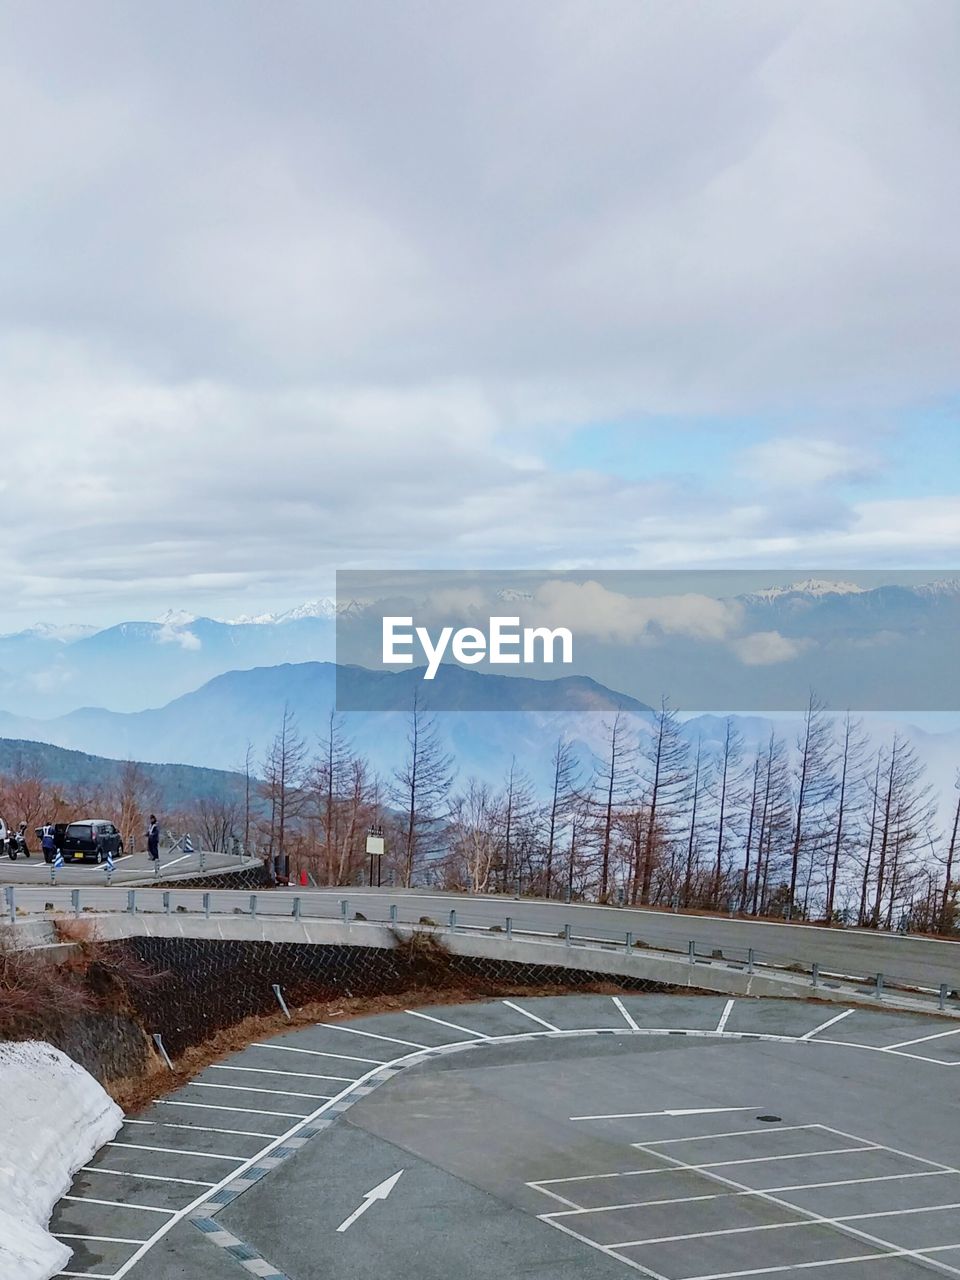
[0,0,958,629]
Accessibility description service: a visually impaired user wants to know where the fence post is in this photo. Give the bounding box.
[203,892,211,919]
[688,940,696,964]
[625,931,633,952]
[564,922,571,947]
[940,983,948,1012]
[449,909,456,935]
[506,916,513,940]
[292,896,302,921]
[811,962,819,990]
[875,972,884,998]
[389,904,398,926]
[5,886,14,926]
[200,848,206,872]
[747,947,754,975]
[162,891,171,914]
[563,885,571,904]
[152,1033,174,1070]
[271,984,291,1020]
[127,890,136,914]
[71,889,80,918]
[340,898,349,922]
[249,894,258,918]
[153,857,160,879]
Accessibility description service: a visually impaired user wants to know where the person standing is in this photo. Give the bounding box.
[146,814,160,861]
[41,823,56,863]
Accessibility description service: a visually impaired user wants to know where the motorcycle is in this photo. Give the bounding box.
[6,823,30,860]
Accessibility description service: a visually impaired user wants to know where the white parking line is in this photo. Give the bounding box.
[62,1196,175,1214]
[154,1099,305,1119]
[612,1219,817,1247]
[187,1081,331,1100]
[123,1119,276,1139]
[800,1009,855,1040]
[251,1041,381,1064]
[58,1271,116,1278]
[613,996,640,1031]
[80,1166,215,1188]
[541,1215,670,1279]
[717,1000,735,1032]
[643,1125,812,1146]
[888,1026,960,1050]
[106,1142,245,1163]
[626,1146,879,1171]
[405,1009,488,1038]
[317,1022,428,1049]
[624,1131,960,1280]
[209,1063,354,1082]
[55,1233,148,1245]
[502,1000,560,1031]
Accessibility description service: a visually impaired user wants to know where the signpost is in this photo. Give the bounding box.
[366,825,385,887]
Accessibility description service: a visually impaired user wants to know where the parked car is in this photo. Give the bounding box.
[61,819,124,864]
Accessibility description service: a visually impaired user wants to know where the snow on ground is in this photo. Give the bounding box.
[0,1041,122,1280]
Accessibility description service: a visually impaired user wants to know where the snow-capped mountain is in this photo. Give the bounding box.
[738,578,868,604]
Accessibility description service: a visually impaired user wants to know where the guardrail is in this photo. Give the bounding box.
[5,883,959,1016]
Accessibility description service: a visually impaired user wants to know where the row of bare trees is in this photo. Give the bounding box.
[1,690,957,934]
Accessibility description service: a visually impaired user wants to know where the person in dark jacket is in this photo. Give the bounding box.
[146,815,160,861]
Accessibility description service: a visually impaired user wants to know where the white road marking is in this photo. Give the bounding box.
[62,1196,176,1214]
[159,852,191,870]
[682,1245,960,1280]
[80,1166,215,1188]
[643,1125,811,1145]
[800,1009,855,1040]
[58,1272,116,1278]
[570,1107,758,1122]
[624,1130,960,1280]
[502,999,560,1031]
[106,1142,245,1163]
[209,1064,354,1082]
[538,1214,670,1279]
[612,996,640,1030]
[252,1042,382,1064]
[888,1026,960,1050]
[405,1009,488,1038]
[628,1146,879,1171]
[187,1081,331,1100]
[318,1023,428,1049]
[612,1219,817,1247]
[536,1167,956,1203]
[55,1233,148,1245]
[154,1099,305,1118]
[716,1000,735,1033]
[335,1170,403,1232]
[124,1119,277,1139]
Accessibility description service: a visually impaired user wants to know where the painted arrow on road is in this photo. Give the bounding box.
[336,1170,404,1232]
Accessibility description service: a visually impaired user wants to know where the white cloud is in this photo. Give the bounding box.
[526,581,744,644]
[732,630,809,666]
[738,437,879,490]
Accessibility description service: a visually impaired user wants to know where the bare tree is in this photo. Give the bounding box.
[823,712,869,922]
[867,733,934,929]
[592,709,634,900]
[542,736,581,897]
[635,698,689,905]
[390,689,454,886]
[710,719,746,908]
[939,773,960,935]
[446,779,504,892]
[261,705,309,861]
[786,693,837,919]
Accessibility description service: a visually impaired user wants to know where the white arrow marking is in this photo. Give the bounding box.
[570,1106,756,1121]
[336,1170,404,1232]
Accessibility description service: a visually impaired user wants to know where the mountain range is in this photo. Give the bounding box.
[2,578,958,718]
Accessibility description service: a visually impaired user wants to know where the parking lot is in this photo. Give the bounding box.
[0,845,248,886]
[50,993,960,1280]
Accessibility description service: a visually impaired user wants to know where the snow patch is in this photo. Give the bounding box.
[0,1041,123,1280]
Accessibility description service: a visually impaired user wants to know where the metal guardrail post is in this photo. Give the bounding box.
[688,940,696,964]
[747,947,754,974]
[625,931,633,951]
[200,849,206,872]
[506,916,513,940]
[563,922,571,947]
[449,909,456,935]
[154,858,160,879]
[340,898,349,922]
[563,886,571,904]
[389,904,398,925]
[163,891,171,914]
[249,894,258,918]
[5,886,14,926]
[71,889,80,917]
[940,984,948,1012]
[292,896,302,921]
[875,972,884,998]
[811,962,819,989]
[203,892,211,918]
[127,890,136,914]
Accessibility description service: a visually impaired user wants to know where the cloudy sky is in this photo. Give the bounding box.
[1,0,958,628]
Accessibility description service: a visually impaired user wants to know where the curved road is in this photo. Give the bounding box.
[7,882,960,992]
